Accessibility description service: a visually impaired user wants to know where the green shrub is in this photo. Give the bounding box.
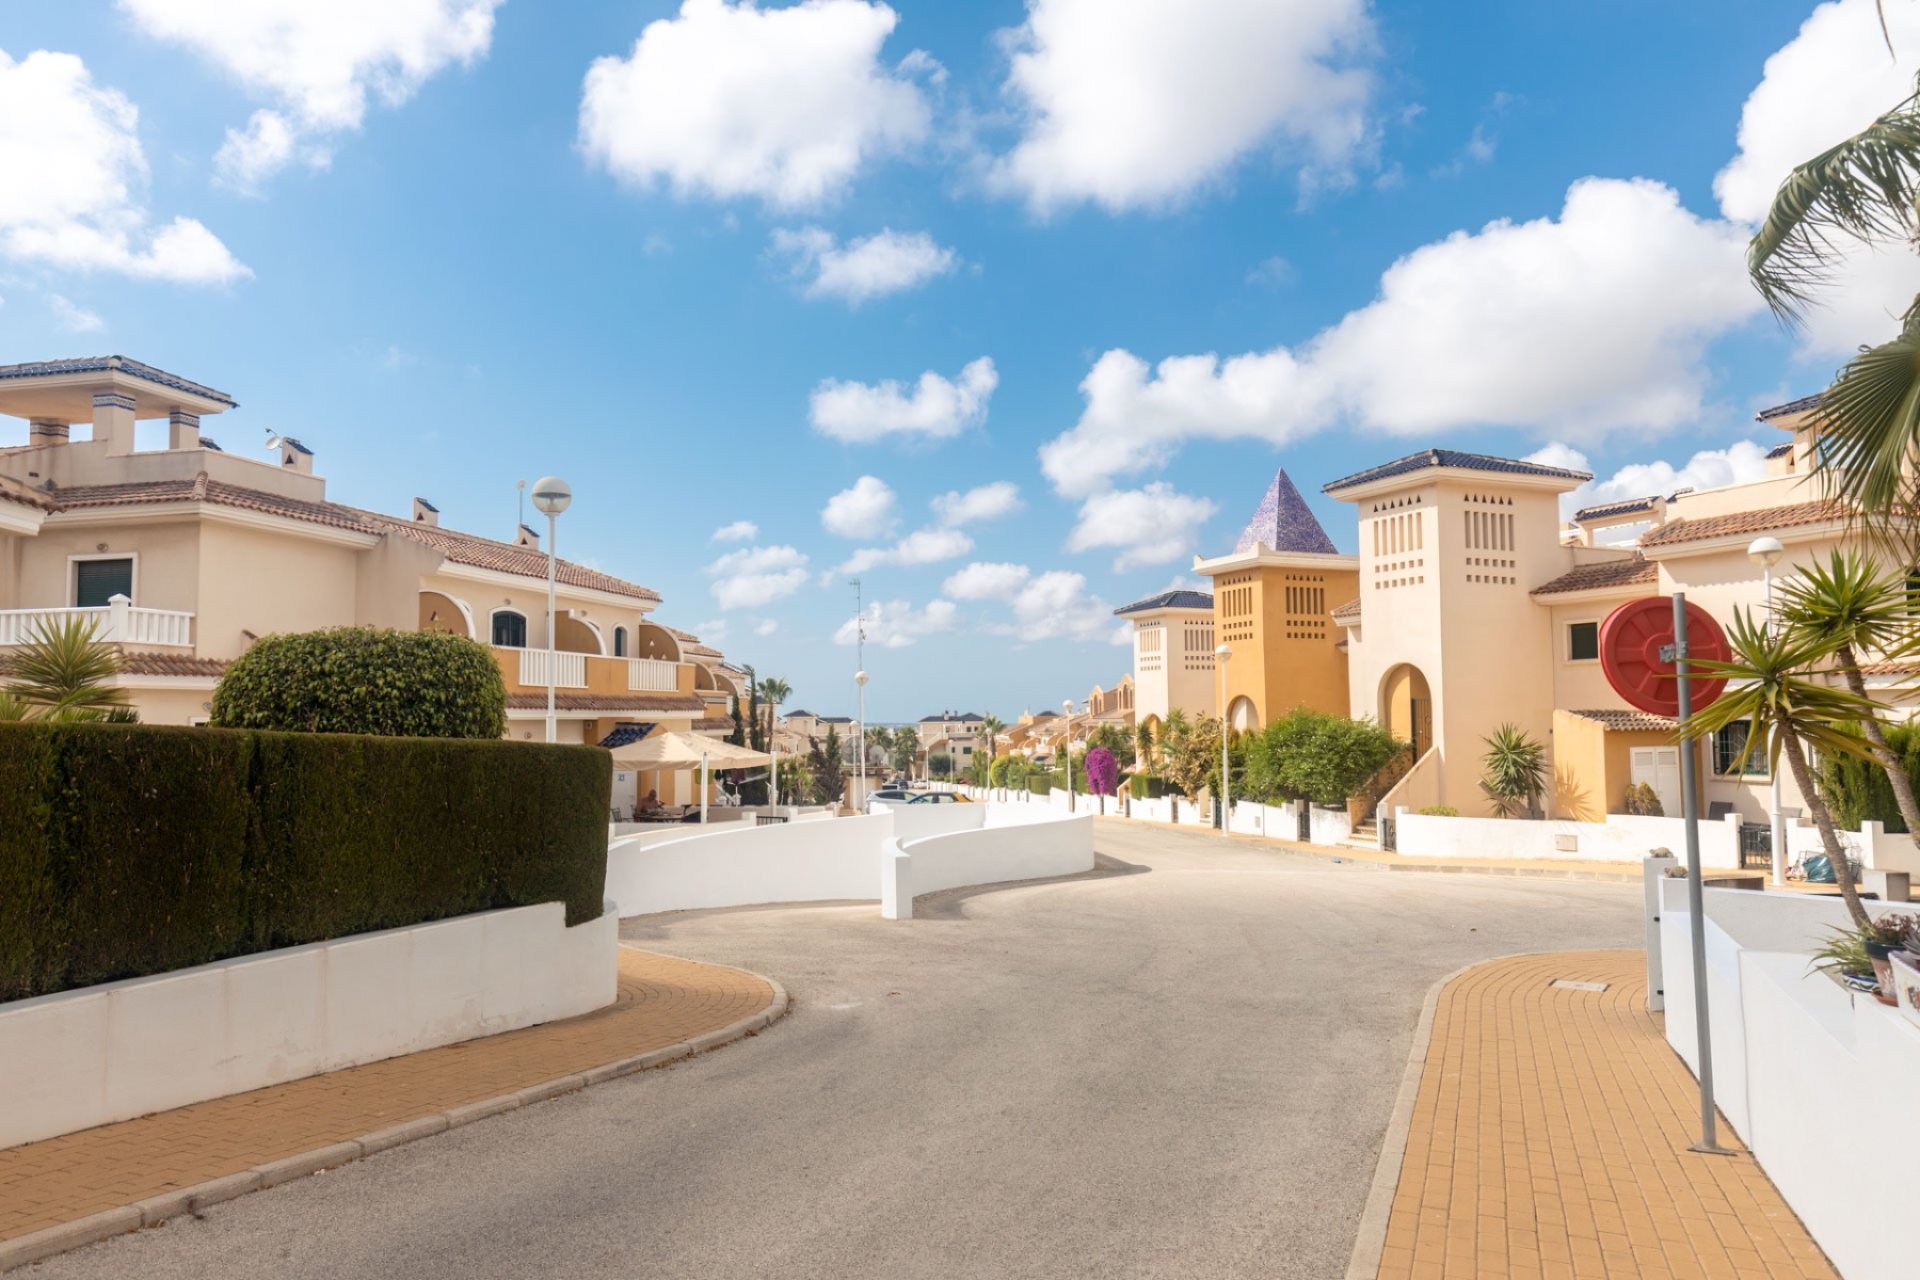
[1621,782,1664,817]
[0,721,608,1001]
[1817,723,1920,833]
[1243,708,1405,808]
[1415,804,1459,817]
[1026,772,1055,795]
[988,754,1014,787]
[1130,773,1171,799]
[210,627,507,738]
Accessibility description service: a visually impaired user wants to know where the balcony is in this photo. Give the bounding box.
[0,598,194,648]
[493,647,696,697]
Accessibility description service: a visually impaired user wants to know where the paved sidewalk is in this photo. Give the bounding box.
[1361,951,1834,1280]
[0,947,778,1259]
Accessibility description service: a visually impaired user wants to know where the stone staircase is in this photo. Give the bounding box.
[1343,817,1379,850]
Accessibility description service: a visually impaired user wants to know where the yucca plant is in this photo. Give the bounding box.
[0,616,133,722]
[1480,723,1547,818]
[1685,609,1884,928]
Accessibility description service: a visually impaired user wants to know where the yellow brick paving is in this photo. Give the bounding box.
[1375,951,1835,1280]
[0,948,773,1243]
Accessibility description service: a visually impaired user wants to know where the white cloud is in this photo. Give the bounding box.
[834,526,973,576]
[754,618,779,637]
[119,0,501,192]
[991,0,1377,214]
[1041,178,1760,498]
[712,519,759,542]
[579,0,929,208]
[706,544,811,610]
[1535,441,1774,522]
[821,475,898,539]
[770,225,956,302]
[943,561,1032,600]
[931,481,1021,527]
[1066,483,1219,571]
[0,49,248,284]
[835,598,957,648]
[48,294,105,334]
[1713,0,1920,354]
[693,617,730,645]
[811,356,997,442]
[1005,570,1116,643]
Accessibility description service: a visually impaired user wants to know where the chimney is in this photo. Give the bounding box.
[413,497,440,526]
[276,436,314,474]
[517,524,541,550]
[28,418,69,447]
[93,391,136,456]
[168,410,200,450]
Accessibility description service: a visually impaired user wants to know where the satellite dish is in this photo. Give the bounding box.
[1599,597,1730,717]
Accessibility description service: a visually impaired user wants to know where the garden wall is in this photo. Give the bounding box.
[1394,810,1743,866]
[882,808,1095,920]
[0,899,617,1149]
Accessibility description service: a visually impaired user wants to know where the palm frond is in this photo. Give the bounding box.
[1748,95,1920,321]
[1779,548,1908,655]
[1805,325,1920,541]
[3,617,128,713]
[1682,608,1886,766]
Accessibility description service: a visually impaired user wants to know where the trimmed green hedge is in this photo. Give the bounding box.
[1130,773,1171,799]
[211,627,507,739]
[0,721,609,1002]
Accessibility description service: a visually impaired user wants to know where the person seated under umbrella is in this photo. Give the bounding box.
[637,788,662,817]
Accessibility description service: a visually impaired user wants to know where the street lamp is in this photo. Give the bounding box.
[1063,699,1076,811]
[1748,535,1787,884]
[530,476,571,745]
[1217,643,1233,834]
[855,670,869,808]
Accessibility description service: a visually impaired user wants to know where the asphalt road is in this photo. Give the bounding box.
[39,822,1644,1280]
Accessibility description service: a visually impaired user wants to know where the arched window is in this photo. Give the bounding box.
[491,610,527,648]
[613,626,628,657]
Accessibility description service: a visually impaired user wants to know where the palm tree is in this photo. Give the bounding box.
[1163,708,1190,743]
[1480,724,1548,819]
[1779,550,1920,840]
[978,714,1005,790]
[0,617,134,722]
[1687,609,1886,928]
[1746,73,1920,536]
[1135,719,1154,769]
[756,676,791,804]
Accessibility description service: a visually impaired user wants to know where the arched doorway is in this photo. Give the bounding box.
[1380,664,1433,757]
[1226,696,1260,734]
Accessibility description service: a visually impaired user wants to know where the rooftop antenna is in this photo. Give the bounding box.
[516,479,527,537]
[849,577,865,670]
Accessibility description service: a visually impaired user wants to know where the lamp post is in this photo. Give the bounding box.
[1217,643,1233,834]
[530,476,571,745]
[1748,535,1787,885]
[768,693,780,811]
[855,670,869,809]
[1063,699,1076,811]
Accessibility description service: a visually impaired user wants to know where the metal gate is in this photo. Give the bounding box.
[1297,804,1312,843]
[1738,824,1772,871]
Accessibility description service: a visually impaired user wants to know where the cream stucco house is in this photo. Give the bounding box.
[0,356,749,812]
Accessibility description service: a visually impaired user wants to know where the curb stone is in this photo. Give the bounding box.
[1342,953,1546,1280]
[0,965,789,1273]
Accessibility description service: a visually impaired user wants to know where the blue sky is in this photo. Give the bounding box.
[3,0,1917,722]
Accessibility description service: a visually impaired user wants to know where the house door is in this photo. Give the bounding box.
[1630,747,1681,819]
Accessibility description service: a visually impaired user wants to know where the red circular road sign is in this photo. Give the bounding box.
[1599,597,1730,717]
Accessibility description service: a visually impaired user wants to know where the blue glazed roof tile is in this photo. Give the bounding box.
[0,355,236,407]
[1323,448,1591,494]
[1236,468,1339,554]
[1113,589,1214,616]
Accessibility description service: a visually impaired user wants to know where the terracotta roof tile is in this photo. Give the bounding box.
[1636,499,1847,548]
[350,510,662,602]
[120,652,228,678]
[1568,708,1678,733]
[693,716,733,732]
[0,478,52,511]
[506,691,704,714]
[1531,557,1657,596]
[1331,597,1361,621]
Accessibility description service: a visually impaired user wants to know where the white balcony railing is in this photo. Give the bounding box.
[518,648,588,689]
[0,598,194,648]
[628,657,680,692]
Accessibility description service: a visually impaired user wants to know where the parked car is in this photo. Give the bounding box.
[864,789,914,812]
[908,792,970,804]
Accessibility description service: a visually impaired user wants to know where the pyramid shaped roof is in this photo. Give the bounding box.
[1235,469,1338,555]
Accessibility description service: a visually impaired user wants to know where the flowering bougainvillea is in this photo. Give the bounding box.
[1085,746,1119,796]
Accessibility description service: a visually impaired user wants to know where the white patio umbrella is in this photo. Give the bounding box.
[606,732,773,824]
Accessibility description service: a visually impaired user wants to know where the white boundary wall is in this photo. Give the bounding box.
[0,901,618,1150]
[1396,810,1743,866]
[882,807,1095,919]
[1655,882,1920,1280]
[606,804,1089,919]
[961,786,1359,846]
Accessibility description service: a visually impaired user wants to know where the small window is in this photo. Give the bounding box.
[1568,621,1599,662]
[491,610,527,648]
[613,626,628,657]
[74,558,134,608]
[1712,721,1768,777]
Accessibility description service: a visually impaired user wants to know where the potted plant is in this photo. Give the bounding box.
[1884,914,1920,1027]
[1861,915,1913,1006]
[1810,924,1882,998]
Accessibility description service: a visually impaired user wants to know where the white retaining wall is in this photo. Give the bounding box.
[1782,818,1920,875]
[1655,882,1920,1280]
[1396,810,1743,866]
[0,900,618,1150]
[882,807,1095,919]
[606,804,1089,919]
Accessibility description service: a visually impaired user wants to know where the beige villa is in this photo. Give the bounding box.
[0,356,750,812]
